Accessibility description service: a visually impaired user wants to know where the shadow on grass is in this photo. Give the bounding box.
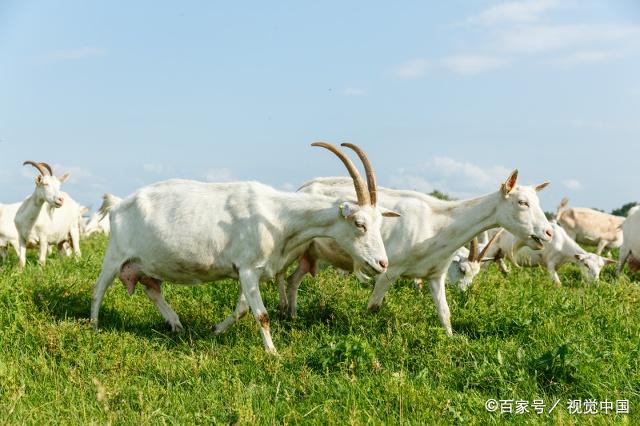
[30,283,222,345]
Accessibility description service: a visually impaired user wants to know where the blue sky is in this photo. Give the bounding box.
[1,0,639,212]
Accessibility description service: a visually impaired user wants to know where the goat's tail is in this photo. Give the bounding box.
[98,193,123,221]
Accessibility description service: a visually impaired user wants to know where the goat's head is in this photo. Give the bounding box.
[575,253,616,282]
[495,170,553,250]
[312,142,400,280]
[455,231,502,290]
[23,161,70,208]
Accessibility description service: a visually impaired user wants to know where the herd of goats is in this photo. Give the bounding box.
[0,143,639,353]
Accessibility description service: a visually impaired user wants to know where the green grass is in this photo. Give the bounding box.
[0,235,638,425]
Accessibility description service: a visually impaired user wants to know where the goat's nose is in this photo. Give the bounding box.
[545,228,554,239]
[57,197,64,205]
[379,259,389,269]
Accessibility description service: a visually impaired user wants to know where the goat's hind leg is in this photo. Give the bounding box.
[142,281,183,332]
[214,288,249,335]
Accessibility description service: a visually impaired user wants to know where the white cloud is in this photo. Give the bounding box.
[341,87,368,97]
[563,179,582,190]
[498,24,640,54]
[35,47,105,64]
[389,173,435,194]
[202,168,233,182]
[441,55,510,75]
[390,156,512,197]
[391,58,431,79]
[281,182,296,191]
[554,49,623,66]
[53,164,92,180]
[467,0,559,25]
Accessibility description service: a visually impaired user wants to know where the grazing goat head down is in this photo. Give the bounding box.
[90,142,398,353]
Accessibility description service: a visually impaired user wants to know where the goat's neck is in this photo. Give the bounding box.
[279,196,342,255]
[419,192,502,261]
[19,192,47,231]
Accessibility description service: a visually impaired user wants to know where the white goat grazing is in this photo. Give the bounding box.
[555,198,624,255]
[84,195,122,236]
[280,171,553,336]
[91,143,400,353]
[413,232,502,291]
[14,161,82,268]
[617,207,640,275]
[489,223,615,285]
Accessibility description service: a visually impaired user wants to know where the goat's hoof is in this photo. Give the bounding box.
[168,322,184,333]
[367,303,381,313]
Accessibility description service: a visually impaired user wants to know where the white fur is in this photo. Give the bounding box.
[14,170,82,268]
[280,172,553,336]
[489,223,614,285]
[91,150,399,353]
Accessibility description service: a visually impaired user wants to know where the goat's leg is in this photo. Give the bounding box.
[214,289,248,335]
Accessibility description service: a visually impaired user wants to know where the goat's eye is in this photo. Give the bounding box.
[355,221,367,231]
[518,200,529,207]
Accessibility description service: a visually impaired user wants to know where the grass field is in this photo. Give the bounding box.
[0,235,638,425]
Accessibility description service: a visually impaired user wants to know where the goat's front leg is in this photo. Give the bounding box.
[428,274,453,336]
[17,240,27,269]
[367,270,399,312]
[547,263,561,286]
[38,236,49,266]
[617,245,631,275]
[70,226,81,257]
[596,240,608,256]
[239,269,277,353]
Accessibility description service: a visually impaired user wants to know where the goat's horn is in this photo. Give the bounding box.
[40,162,53,176]
[478,229,504,261]
[23,161,48,176]
[469,238,479,262]
[341,143,377,205]
[311,142,370,206]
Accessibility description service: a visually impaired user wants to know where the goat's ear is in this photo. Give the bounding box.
[35,175,44,185]
[535,182,550,192]
[339,202,359,218]
[501,169,519,196]
[602,257,617,265]
[59,172,71,183]
[380,207,401,218]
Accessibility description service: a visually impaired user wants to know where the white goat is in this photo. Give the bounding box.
[555,198,624,255]
[0,203,21,262]
[14,161,82,268]
[617,207,640,275]
[84,195,122,236]
[91,143,400,353]
[280,171,553,336]
[488,223,614,285]
[413,232,502,291]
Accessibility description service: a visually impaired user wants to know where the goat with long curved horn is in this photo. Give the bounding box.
[311,142,371,206]
[341,142,378,205]
[40,162,54,176]
[23,161,49,176]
